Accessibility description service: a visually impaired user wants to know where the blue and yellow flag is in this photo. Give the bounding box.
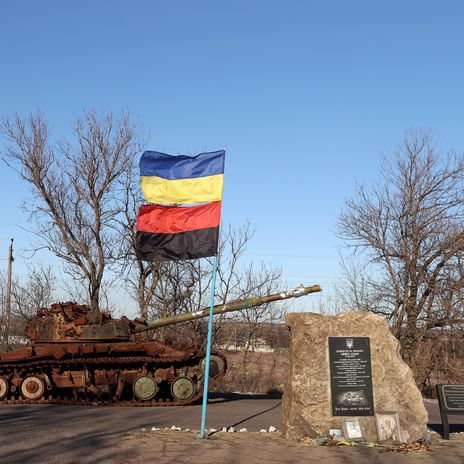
[140,150,225,205]
[136,149,226,261]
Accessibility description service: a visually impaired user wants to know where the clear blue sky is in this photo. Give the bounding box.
[1,1,464,311]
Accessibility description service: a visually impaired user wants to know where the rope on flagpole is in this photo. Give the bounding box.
[198,254,218,439]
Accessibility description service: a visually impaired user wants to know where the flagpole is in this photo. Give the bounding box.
[198,254,218,439]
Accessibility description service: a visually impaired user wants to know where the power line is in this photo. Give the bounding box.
[285,274,339,278]
[245,253,338,259]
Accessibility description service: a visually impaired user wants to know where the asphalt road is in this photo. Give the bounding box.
[0,395,463,464]
[0,393,281,464]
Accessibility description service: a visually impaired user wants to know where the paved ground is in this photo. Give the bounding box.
[125,429,464,464]
[0,394,464,463]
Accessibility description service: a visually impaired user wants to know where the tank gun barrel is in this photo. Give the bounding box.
[135,284,321,333]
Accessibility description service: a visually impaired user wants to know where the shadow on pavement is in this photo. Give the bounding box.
[209,392,282,403]
[428,423,464,437]
[226,402,281,429]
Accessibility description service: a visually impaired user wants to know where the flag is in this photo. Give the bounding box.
[140,150,225,204]
[135,150,225,262]
[136,202,222,261]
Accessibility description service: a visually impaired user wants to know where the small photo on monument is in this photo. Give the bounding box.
[329,428,342,439]
[342,419,364,440]
[375,412,402,444]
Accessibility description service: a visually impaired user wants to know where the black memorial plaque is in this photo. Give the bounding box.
[437,385,464,411]
[328,336,374,416]
[436,384,464,439]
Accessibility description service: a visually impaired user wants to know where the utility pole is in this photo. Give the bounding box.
[4,239,14,350]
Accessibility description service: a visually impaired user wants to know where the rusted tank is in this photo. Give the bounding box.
[0,284,321,406]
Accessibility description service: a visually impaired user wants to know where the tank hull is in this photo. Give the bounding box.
[0,341,226,406]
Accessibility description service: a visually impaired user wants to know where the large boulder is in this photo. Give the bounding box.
[281,311,428,442]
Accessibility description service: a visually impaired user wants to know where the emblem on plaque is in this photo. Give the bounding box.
[346,339,354,349]
[337,390,368,406]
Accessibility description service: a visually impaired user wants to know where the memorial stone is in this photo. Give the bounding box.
[281,311,428,442]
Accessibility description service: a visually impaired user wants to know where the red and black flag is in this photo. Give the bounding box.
[135,150,225,262]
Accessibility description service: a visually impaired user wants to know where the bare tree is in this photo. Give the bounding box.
[11,264,56,319]
[2,110,142,310]
[0,264,56,350]
[338,130,464,364]
[224,261,285,351]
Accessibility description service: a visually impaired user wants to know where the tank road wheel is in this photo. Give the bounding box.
[20,376,45,400]
[200,355,226,378]
[0,376,9,400]
[171,377,195,401]
[133,375,158,401]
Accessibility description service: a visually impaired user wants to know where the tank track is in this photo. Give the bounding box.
[0,397,201,407]
[0,352,225,407]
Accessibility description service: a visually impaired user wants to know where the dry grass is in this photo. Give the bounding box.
[215,350,289,394]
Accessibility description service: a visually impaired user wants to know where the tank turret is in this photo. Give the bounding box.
[25,302,135,343]
[0,284,321,406]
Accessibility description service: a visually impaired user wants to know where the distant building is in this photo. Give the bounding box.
[216,321,290,352]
